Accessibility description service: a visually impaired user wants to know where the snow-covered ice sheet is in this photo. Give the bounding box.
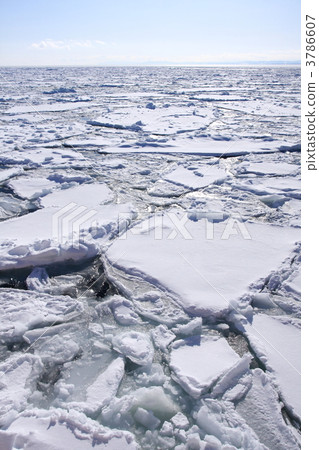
[0,184,134,270]
[163,164,228,189]
[106,212,299,316]
[169,336,244,398]
[7,177,57,200]
[235,313,301,420]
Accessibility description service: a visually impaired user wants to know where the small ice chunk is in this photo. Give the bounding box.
[0,289,83,344]
[26,267,51,291]
[70,357,125,415]
[134,407,161,430]
[260,194,288,208]
[169,336,240,398]
[171,412,189,430]
[112,331,154,366]
[34,335,80,364]
[151,325,175,352]
[172,317,202,336]
[251,293,275,309]
[108,295,141,325]
[160,421,174,437]
[0,354,43,427]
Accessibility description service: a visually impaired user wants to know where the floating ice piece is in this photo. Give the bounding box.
[34,334,81,364]
[0,288,83,344]
[40,183,114,207]
[0,167,24,183]
[68,357,125,416]
[26,267,51,291]
[0,193,32,220]
[251,293,275,309]
[236,369,300,450]
[169,336,241,398]
[172,317,202,336]
[99,139,299,156]
[238,161,299,176]
[0,146,89,168]
[282,270,301,297]
[112,331,154,366]
[47,171,92,184]
[3,408,137,449]
[134,363,168,387]
[108,295,141,325]
[101,386,179,427]
[195,399,267,450]
[0,184,134,270]
[151,325,176,352]
[236,313,301,420]
[171,412,189,430]
[164,165,228,189]
[134,407,161,430]
[8,177,57,200]
[106,212,300,317]
[232,176,300,198]
[0,354,43,427]
[259,194,289,208]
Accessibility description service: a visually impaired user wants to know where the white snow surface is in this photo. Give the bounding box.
[169,336,243,398]
[236,313,301,420]
[0,184,134,270]
[106,212,299,316]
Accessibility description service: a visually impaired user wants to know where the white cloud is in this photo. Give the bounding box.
[30,39,107,50]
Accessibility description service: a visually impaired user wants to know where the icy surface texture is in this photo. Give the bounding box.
[0,66,300,449]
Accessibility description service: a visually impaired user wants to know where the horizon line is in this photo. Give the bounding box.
[0,60,301,68]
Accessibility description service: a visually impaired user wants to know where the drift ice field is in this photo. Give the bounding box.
[0,66,300,449]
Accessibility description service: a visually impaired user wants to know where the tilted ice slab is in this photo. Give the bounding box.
[235,314,301,420]
[0,167,24,183]
[0,288,84,344]
[236,369,300,450]
[1,408,137,449]
[0,184,135,270]
[106,212,300,316]
[67,357,125,416]
[169,336,249,398]
[194,398,268,450]
[163,164,228,189]
[0,354,43,427]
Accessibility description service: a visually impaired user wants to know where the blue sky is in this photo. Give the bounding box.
[0,0,300,66]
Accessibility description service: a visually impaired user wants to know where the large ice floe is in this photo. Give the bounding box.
[0,66,300,449]
[105,211,299,317]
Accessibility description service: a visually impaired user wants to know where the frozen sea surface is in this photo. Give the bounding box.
[0,66,300,449]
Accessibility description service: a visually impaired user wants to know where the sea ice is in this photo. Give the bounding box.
[106,211,299,317]
[169,336,242,398]
[112,331,154,366]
